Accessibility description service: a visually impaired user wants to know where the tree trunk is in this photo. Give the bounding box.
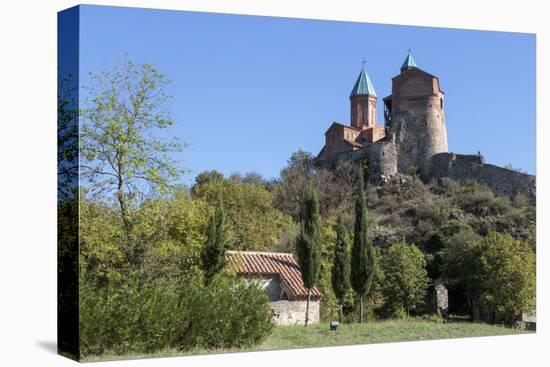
[117,186,131,237]
[359,295,364,324]
[472,301,480,322]
[305,289,311,326]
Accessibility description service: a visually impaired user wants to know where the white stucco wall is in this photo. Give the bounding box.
[270,300,320,325]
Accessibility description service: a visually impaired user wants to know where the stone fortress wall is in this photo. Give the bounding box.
[431,152,536,199]
[366,140,398,178]
[325,143,535,201]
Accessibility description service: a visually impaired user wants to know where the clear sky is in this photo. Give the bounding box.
[78,5,536,185]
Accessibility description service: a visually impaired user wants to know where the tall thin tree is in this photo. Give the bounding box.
[295,188,322,326]
[332,213,351,321]
[351,168,375,323]
[81,58,183,237]
[202,198,226,285]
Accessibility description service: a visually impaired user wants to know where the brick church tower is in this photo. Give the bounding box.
[316,63,386,161]
[383,50,448,177]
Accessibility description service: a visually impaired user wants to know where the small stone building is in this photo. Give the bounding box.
[431,279,449,317]
[227,251,321,325]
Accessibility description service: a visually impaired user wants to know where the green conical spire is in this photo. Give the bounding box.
[350,65,377,98]
[401,49,418,70]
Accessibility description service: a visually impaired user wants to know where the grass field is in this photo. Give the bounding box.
[83,318,532,362]
[253,318,531,351]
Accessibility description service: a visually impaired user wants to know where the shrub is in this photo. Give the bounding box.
[80,274,274,356]
[80,277,185,356]
[177,275,274,349]
[431,177,459,196]
[455,182,511,216]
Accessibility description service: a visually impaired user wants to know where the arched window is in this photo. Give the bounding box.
[440,98,444,109]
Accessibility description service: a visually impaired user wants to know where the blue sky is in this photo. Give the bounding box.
[77,5,536,184]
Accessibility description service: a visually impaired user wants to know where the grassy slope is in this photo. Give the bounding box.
[82,319,531,362]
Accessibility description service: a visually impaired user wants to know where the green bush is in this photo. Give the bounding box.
[455,182,511,216]
[80,277,185,356]
[80,274,274,356]
[176,275,274,349]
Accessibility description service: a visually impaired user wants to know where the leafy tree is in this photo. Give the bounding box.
[381,242,429,318]
[79,199,127,287]
[331,213,351,320]
[274,150,349,221]
[137,193,210,284]
[192,174,292,250]
[295,188,322,326]
[351,169,375,323]
[81,58,183,236]
[192,170,224,192]
[441,226,484,315]
[444,231,535,323]
[425,222,463,279]
[477,232,536,323]
[275,150,316,221]
[241,172,266,186]
[202,198,227,285]
[227,171,266,186]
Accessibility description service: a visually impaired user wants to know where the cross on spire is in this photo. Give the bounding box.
[401,49,418,70]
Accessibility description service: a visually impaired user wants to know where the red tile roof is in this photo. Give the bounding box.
[227,251,321,300]
[324,121,361,134]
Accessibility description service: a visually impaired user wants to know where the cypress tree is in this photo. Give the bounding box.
[351,168,375,323]
[295,188,322,326]
[332,213,351,321]
[202,198,226,285]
